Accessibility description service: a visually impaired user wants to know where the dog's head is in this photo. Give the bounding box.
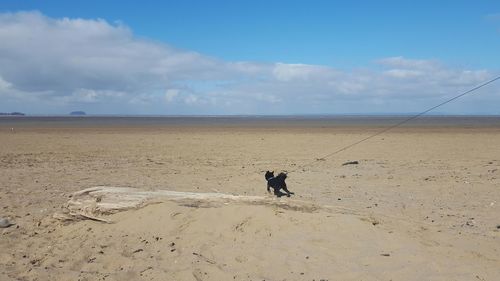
[265,171,274,180]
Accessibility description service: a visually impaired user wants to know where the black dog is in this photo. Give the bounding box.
[265,171,294,197]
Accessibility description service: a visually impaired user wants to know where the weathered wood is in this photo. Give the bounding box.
[58,186,322,223]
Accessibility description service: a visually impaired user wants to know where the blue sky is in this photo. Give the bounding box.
[0,1,499,114]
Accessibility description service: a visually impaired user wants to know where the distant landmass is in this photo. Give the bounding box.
[70,111,86,116]
[0,112,25,116]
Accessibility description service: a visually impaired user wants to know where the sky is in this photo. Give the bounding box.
[0,0,499,115]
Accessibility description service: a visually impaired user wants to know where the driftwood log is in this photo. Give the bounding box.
[55,187,436,229]
[55,186,323,223]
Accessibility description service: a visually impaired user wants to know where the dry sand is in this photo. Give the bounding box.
[1,121,499,280]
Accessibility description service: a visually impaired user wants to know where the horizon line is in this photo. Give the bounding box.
[2,113,500,118]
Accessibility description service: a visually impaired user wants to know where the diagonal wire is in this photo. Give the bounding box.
[290,75,500,173]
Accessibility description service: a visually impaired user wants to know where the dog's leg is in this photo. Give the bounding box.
[267,183,272,193]
[282,183,294,196]
[273,188,283,197]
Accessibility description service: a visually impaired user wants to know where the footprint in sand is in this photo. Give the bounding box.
[234,217,252,232]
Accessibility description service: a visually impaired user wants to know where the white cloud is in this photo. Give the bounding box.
[255,93,282,103]
[384,69,423,79]
[0,11,228,95]
[0,11,498,115]
[64,89,125,103]
[165,89,180,103]
[377,56,440,70]
[184,94,198,105]
[272,63,336,81]
[0,75,12,90]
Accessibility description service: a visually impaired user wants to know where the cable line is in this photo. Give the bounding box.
[290,75,500,173]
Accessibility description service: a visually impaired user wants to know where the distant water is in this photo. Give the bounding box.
[1,115,500,128]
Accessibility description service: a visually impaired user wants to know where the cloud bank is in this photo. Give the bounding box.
[0,11,498,114]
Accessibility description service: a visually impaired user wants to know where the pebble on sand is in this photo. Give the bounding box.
[0,217,14,228]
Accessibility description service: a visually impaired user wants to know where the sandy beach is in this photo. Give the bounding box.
[1,117,499,280]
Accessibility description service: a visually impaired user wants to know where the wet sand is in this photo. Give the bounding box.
[1,117,499,280]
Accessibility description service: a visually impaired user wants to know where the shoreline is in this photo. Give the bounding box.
[1,115,500,129]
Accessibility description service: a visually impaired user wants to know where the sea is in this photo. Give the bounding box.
[1,115,500,128]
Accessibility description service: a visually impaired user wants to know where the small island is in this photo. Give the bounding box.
[0,112,25,116]
[70,111,86,116]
